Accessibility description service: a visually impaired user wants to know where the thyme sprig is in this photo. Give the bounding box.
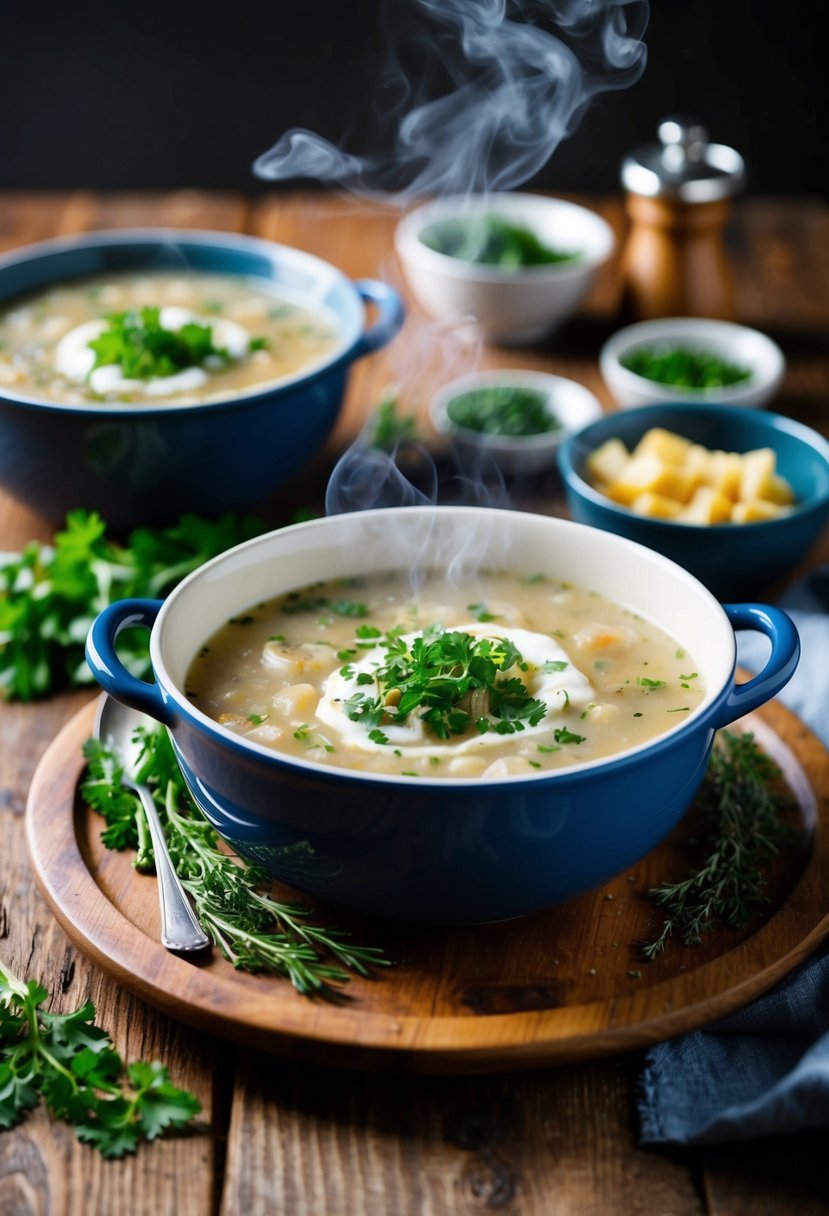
[81,727,389,1001]
[642,731,797,959]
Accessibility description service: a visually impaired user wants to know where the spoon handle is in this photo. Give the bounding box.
[133,782,211,952]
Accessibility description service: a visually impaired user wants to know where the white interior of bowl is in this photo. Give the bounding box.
[600,317,786,403]
[396,193,615,281]
[153,507,736,782]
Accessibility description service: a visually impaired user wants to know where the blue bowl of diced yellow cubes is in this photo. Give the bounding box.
[558,403,829,600]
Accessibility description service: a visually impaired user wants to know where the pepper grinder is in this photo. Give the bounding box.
[619,116,745,321]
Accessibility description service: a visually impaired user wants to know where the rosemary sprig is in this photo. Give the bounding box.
[642,730,797,959]
[81,727,390,1001]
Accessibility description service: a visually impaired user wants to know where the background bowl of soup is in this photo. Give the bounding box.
[0,229,404,529]
[86,505,798,925]
[395,193,615,344]
[558,403,829,600]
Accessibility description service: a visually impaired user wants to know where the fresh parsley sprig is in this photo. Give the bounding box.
[344,626,547,741]
[0,510,263,701]
[81,726,389,1001]
[642,730,796,958]
[0,958,200,1157]
[88,306,229,381]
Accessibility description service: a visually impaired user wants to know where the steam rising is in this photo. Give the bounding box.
[255,0,648,197]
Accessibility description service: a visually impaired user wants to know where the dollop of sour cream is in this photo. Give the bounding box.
[316,622,595,758]
[54,307,251,398]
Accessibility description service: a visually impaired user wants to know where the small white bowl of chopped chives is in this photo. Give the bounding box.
[431,369,603,476]
[395,193,615,344]
[600,318,786,410]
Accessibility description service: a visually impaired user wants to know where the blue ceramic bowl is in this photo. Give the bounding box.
[0,229,404,530]
[86,506,799,925]
[558,403,829,601]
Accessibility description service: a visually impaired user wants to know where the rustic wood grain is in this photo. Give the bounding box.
[220,1052,704,1216]
[2,191,829,1215]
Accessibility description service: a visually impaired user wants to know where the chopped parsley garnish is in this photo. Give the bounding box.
[293,724,312,740]
[247,713,269,725]
[620,345,752,389]
[283,595,330,615]
[330,600,370,618]
[249,336,270,351]
[553,727,585,745]
[337,648,357,661]
[637,677,666,690]
[368,729,389,745]
[541,659,568,673]
[467,602,498,623]
[355,624,382,639]
[343,626,547,742]
[88,307,231,380]
[537,743,560,754]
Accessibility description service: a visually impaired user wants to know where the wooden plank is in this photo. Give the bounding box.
[220,1052,702,1216]
[0,191,251,1215]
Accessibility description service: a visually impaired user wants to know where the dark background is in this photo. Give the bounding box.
[0,0,824,197]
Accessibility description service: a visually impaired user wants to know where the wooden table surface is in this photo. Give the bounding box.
[2,191,829,1215]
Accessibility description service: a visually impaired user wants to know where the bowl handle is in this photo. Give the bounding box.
[352,279,405,356]
[85,598,172,725]
[713,603,800,728]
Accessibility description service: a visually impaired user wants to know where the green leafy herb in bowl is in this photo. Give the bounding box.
[620,345,753,390]
[419,215,580,269]
[446,385,562,437]
[600,318,786,410]
[431,369,602,477]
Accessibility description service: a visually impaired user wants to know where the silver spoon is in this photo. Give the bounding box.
[94,695,211,953]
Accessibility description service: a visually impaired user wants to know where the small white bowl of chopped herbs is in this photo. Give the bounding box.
[431,368,603,476]
[395,193,615,345]
[600,318,786,410]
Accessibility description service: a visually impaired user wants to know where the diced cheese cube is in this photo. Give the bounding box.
[679,486,734,524]
[607,453,694,506]
[632,427,693,465]
[685,444,713,488]
[761,471,796,506]
[708,451,744,500]
[731,499,784,523]
[586,438,630,486]
[739,448,777,502]
[630,491,683,519]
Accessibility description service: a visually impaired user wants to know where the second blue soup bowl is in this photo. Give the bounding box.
[0,229,404,529]
[86,506,799,925]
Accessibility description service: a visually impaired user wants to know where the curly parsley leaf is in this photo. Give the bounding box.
[344,626,549,742]
[88,307,230,380]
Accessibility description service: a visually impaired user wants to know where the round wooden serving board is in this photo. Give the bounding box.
[26,695,829,1074]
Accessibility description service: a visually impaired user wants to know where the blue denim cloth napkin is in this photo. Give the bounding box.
[638,570,829,1145]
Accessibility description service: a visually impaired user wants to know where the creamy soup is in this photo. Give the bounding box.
[185,571,706,779]
[0,271,340,405]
